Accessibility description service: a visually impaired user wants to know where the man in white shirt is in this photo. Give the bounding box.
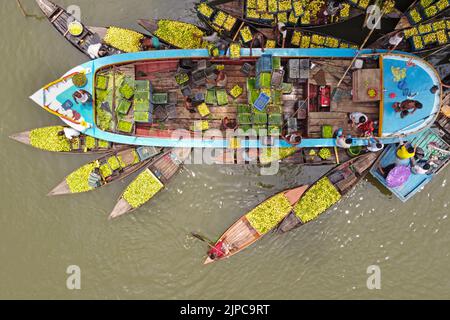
[58,128,80,140]
[349,112,368,126]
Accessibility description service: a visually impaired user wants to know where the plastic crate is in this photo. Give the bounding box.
[253,92,271,111]
[322,125,334,138]
[134,91,149,101]
[134,100,150,112]
[152,93,168,105]
[237,104,252,113]
[271,90,283,105]
[256,72,272,89]
[256,54,273,74]
[205,89,217,105]
[116,100,132,115]
[268,113,283,125]
[216,89,229,106]
[134,111,152,123]
[136,146,159,161]
[135,80,150,92]
[253,113,268,125]
[272,56,281,70]
[238,113,252,125]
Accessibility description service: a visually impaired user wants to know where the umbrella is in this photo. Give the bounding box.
[386,165,411,188]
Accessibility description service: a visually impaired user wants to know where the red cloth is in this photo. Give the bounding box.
[208,241,225,258]
[358,120,374,135]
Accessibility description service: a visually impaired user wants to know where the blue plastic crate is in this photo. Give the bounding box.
[253,92,270,111]
[256,54,273,74]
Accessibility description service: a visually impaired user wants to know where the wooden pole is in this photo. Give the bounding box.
[335,7,387,90]
[16,0,45,20]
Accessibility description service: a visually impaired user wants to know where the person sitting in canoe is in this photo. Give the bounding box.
[388,31,405,50]
[207,240,230,260]
[392,100,423,119]
[87,43,108,59]
[411,159,433,175]
[395,140,416,165]
[73,90,92,105]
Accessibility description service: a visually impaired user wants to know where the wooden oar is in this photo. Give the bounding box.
[191,232,216,250]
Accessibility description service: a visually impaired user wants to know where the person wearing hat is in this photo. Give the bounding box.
[395,141,416,165]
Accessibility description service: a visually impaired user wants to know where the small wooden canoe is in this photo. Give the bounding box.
[36,0,167,58]
[36,0,123,57]
[203,184,309,265]
[278,151,380,233]
[137,19,209,49]
[9,126,122,155]
[109,148,183,219]
[48,146,162,196]
[207,0,366,29]
[395,0,450,30]
[370,17,450,56]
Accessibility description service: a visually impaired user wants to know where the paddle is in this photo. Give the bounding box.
[191,232,216,250]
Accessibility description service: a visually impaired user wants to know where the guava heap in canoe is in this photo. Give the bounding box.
[154,20,206,49]
[123,169,164,209]
[30,126,71,152]
[294,177,341,223]
[246,193,293,234]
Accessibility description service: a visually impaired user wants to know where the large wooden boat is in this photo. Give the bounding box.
[30,48,442,150]
[370,17,450,55]
[395,0,450,30]
[109,149,184,219]
[203,184,309,264]
[48,146,162,196]
[277,151,380,233]
[370,127,450,202]
[36,0,166,59]
[197,0,366,29]
[9,126,122,154]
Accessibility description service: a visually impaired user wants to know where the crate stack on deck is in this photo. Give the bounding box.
[237,54,284,136]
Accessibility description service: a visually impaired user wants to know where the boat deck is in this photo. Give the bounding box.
[95,56,382,140]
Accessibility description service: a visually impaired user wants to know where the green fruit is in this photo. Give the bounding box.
[123,169,164,209]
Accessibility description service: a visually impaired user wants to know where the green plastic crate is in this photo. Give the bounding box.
[152,93,168,105]
[135,80,150,92]
[253,113,268,125]
[238,113,252,124]
[119,83,134,100]
[134,100,150,112]
[268,113,283,125]
[282,82,293,94]
[272,57,281,70]
[216,89,229,106]
[247,77,256,91]
[134,112,151,123]
[322,125,334,138]
[205,89,217,105]
[134,91,149,101]
[117,120,134,133]
[248,89,260,105]
[271,90,283,105]
[116,100,132,115]
[237,104,252,113]
[96,75,108,90]
[258,72,272,88]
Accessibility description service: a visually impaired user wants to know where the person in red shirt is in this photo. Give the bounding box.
[208,241,230,260]
[358,120,375,136]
